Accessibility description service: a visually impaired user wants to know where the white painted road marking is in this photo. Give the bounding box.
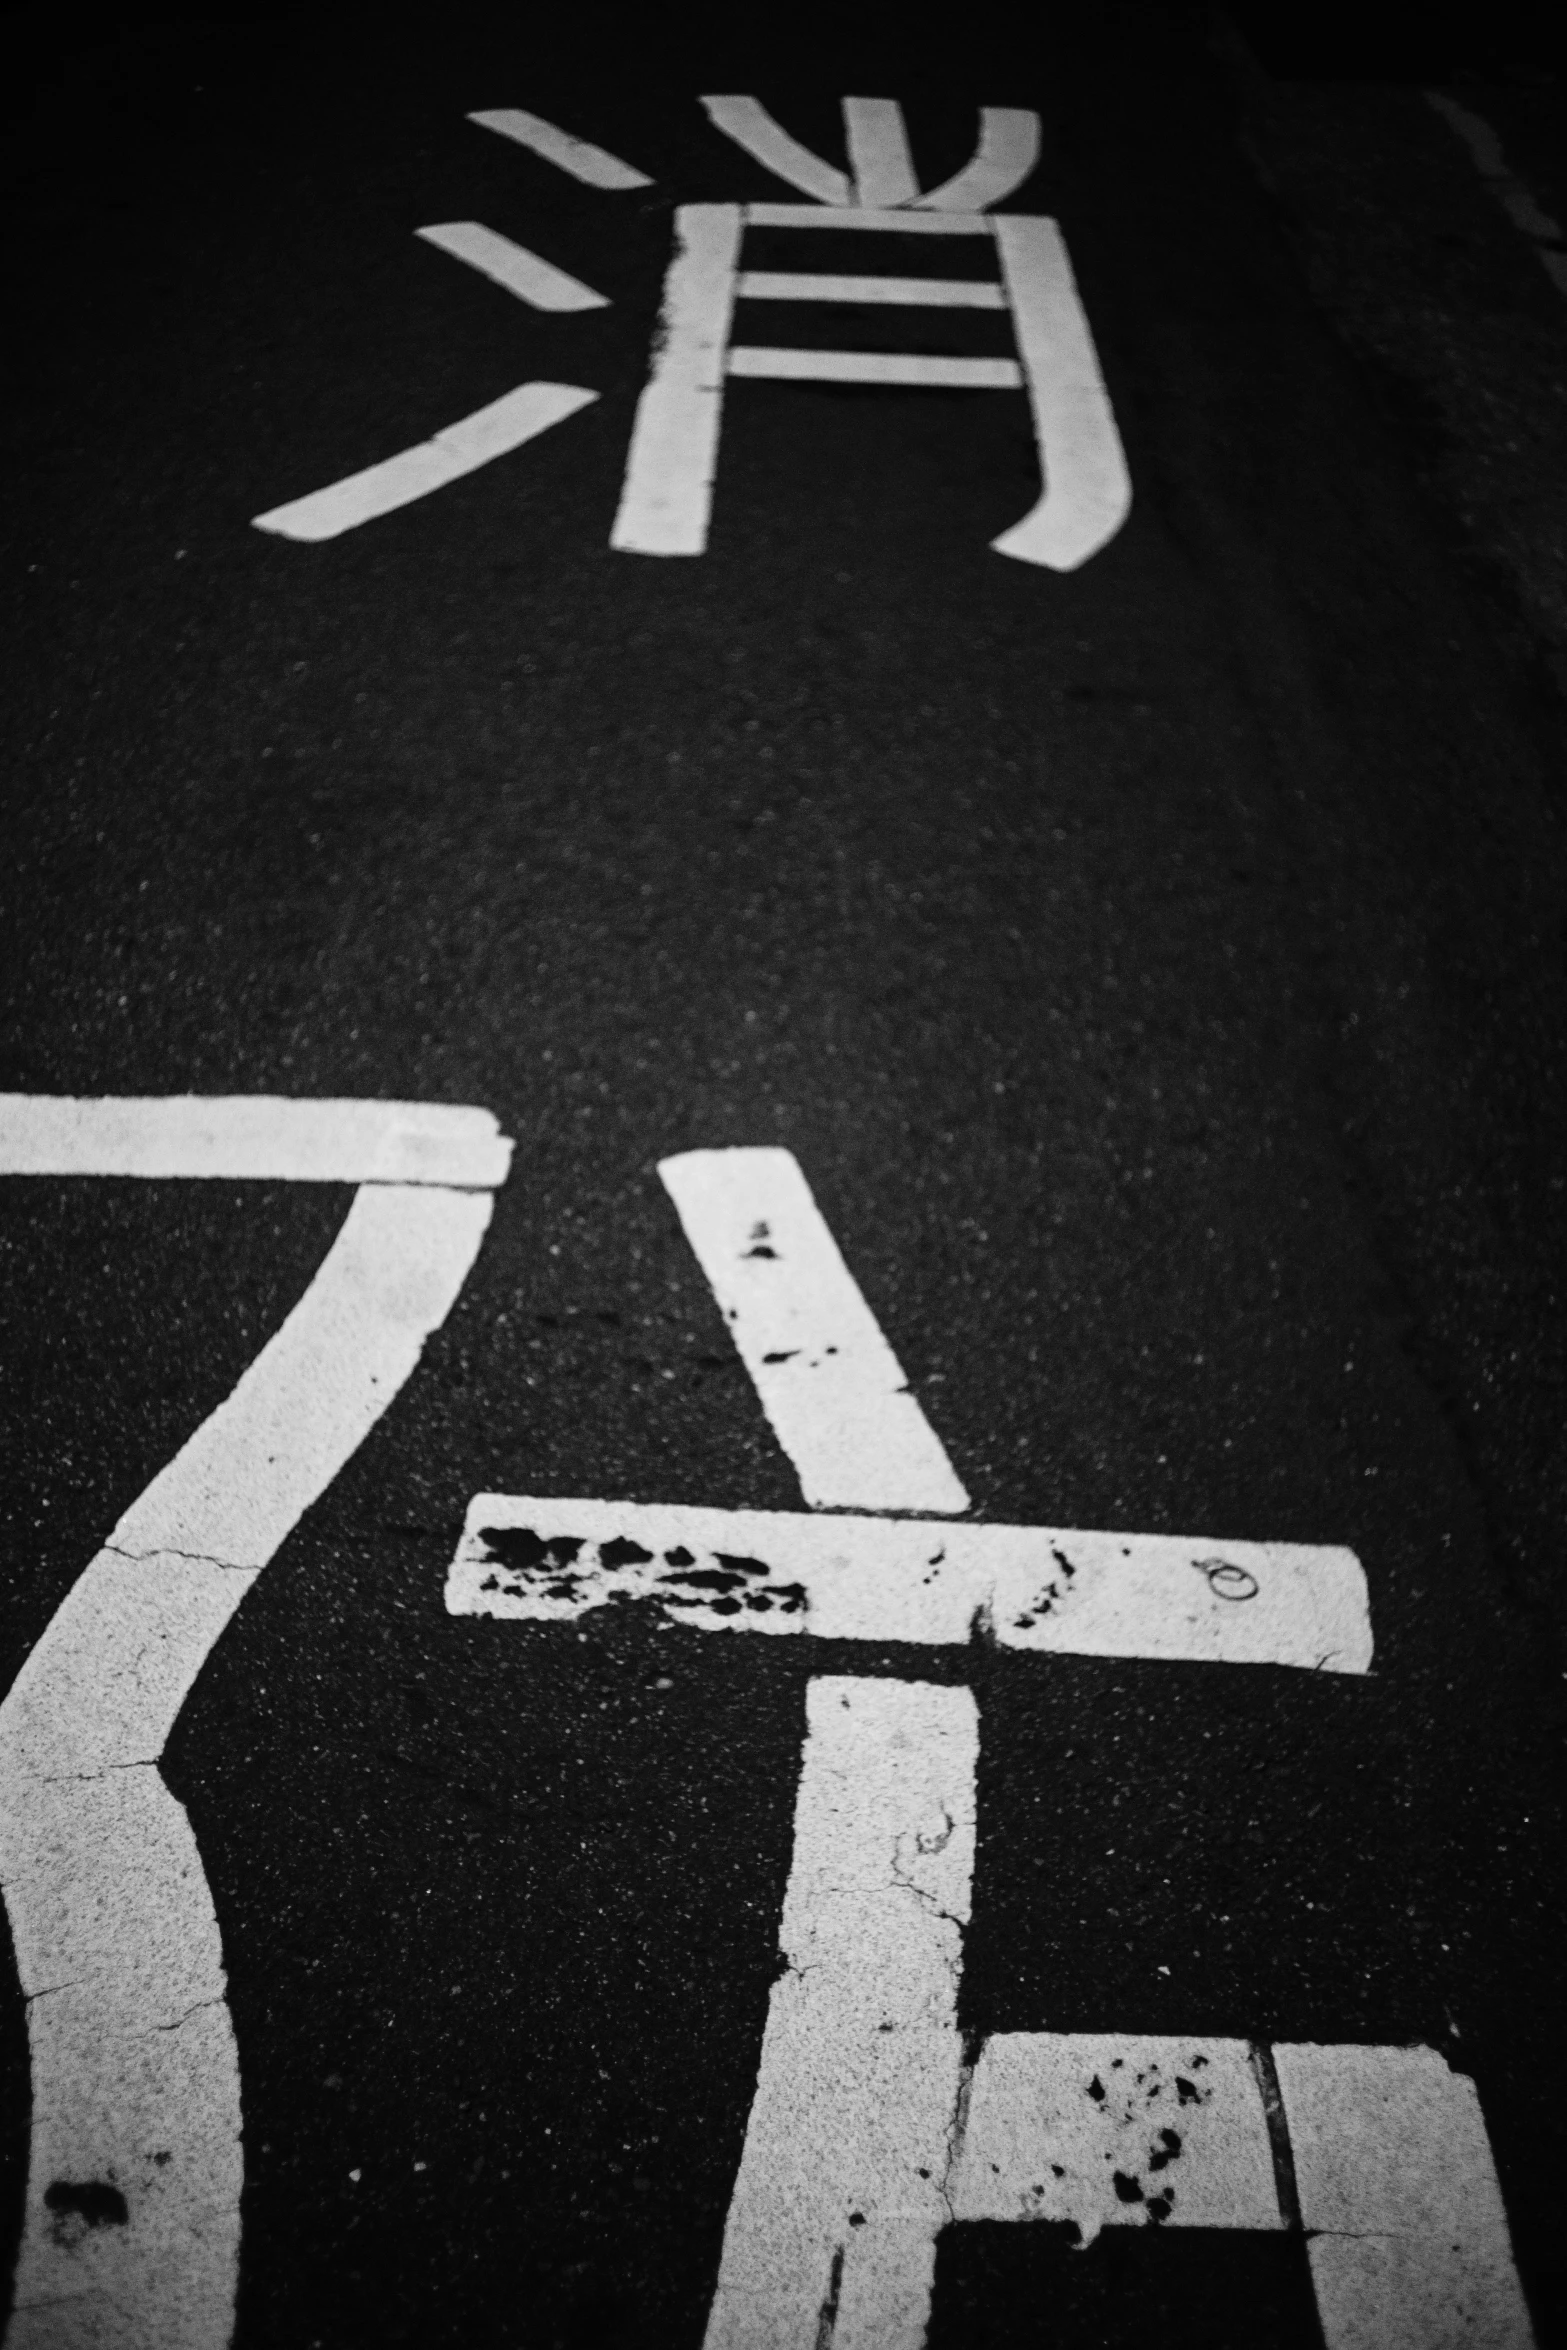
[657,1147,968,1513]
[727,349,1023,389]
[415,221,610,311]
[735,270,1008,307]
[449,1496,1372,1673]
[841,96,919,210]
[612,198,1129,569]
[467,106,653,191]
[0,1100,509,2350]
[449,1147,1539,2347]
[610,204,744,559]
[701,97,1039,215]
[909,107,1041,214]
[0,1093,509,1186]
[700,96,853,208]
[703,1677,976,2350]
[1275,2042,1536,2350]
[251,381,598,542]
[989,212,1131,570]
[1425,91,1567,300]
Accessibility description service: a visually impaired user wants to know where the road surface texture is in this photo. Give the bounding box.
[2,7,1564,2349]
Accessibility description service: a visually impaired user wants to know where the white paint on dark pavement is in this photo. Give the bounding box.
[657,1147,969,1513]
[610,204,743,557]
[449,1494,1372,1673]
[841,98,919,209]
[467,106,653,191]
[1273,2042,1537,2350]
[910,107,1042,213]
[415,221,610,311]
[727,349,1022,389]
[948,2035,1285,2238]
[699,97,853,208]
[702,1677,977,2350]
[0,1094,510,1187]
[735,271,1007,307]
[251,381,599,542]
[990,213,1132,571]
[746,204,990,236]
[0,1106,507,2350]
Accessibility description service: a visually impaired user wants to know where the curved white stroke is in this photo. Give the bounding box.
[912,108,1041,213]
[699,98,851,207]
[0,1181,493,2349]
[467,108,652,191]
[989,213,1131,571]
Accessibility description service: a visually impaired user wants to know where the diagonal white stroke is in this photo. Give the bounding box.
[989,213,1131,571]
[912,107,1041,212]
[700,96,851,207]
[415,222,609,311]
[0,1094,510,1187]
[841,98,918,208]
[251,381,598,543]
[0,1180,493,2350]
[658,1147,969,1514]
[467,106,652,190]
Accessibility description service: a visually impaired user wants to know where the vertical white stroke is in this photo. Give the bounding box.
[989,214,1131,571]
[699,97,851,208]
[467,107,653,191]
[0,1182,492,2350]
[703,1678,977,2350]
[610,205,743,558]
[1274,2044,1537,2350]
[658,1147,969,1514]
[912,109,1041,213]
[252,381,599,544]
[415,222,609,312]
[842,98,918,209]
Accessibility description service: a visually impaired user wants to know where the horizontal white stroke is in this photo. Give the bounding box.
[448,1496,1372,1673]
[0,1093,512,1186]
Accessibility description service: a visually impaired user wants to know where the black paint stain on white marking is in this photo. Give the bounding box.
[45,2178,128,2244]
[1194,1557,1260,1602]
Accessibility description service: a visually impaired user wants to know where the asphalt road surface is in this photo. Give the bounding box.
[3,9,1564,2349]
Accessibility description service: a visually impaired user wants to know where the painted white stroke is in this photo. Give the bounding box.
[658,1148,969,1514]
[415,222,609,312]
[728,348,1022,391]
[251,381,598,543]
[702,1677,977,2350]
[700,97,852,208]
[0,1094,510,1187]
[841,98,918,209]
[467,106,652,191]
[990,213,1131,571]
[1274,2043,1537,2350]
[746,204,989,235]
[948,2034,1284,2239]
[610,204,744,557]
[912,107,1042,213]
[0,1179,494,2350]
[736,271,1006,307]
[449,1495,1372,1675]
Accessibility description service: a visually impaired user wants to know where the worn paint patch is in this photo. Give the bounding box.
[948,2034,1284,2243]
